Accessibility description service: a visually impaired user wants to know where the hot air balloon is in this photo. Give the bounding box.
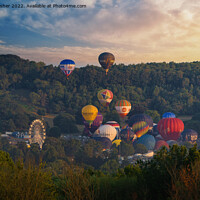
[92,137,112,150]
[97,89,113,107]
[82,105,98,128]
[105,121,120,139]
[83,112,103,134]
[181,129,198,143]
[162,112,176,119]
[128,114,153,129]
[132,121,149,138]
[154,140,169,151]
[115,100,131,118]
[157,118,184,141]
[59,59,75,79]
[94,125,117,141]
[98,52,115,75]
[105,121,120,132]
[120,126,136,141]
[134,134,156,150]
[112,139,122,147]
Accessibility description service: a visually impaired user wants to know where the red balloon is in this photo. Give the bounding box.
[157,118,184,141]
[154,140,169,151]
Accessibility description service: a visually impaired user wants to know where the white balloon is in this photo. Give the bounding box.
[96,125,117,141]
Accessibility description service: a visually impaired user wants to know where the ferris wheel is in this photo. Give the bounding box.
[28,119,46,149]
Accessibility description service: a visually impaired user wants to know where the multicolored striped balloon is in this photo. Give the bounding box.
[115,100,131,118]
[105,121,120,130]
[97,89,113,107]
[132,121,149,138]
[128,114,153,129]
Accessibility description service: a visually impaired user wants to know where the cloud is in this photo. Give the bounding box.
[0,44,102,66]
[4,1,199,44]
[1,42,200,68]
[80,0,96,8]
[1,0,200,64]
[99,0,113,6]
[0,10,8,18]
[0,40,5,44]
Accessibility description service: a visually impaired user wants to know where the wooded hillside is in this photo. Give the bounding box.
[1,54,200,132]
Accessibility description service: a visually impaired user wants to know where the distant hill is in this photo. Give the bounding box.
[1,54,200,132]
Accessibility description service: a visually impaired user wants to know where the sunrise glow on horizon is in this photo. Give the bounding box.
[0,0,200,67]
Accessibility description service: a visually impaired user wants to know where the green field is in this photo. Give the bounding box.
[178,115,193,121]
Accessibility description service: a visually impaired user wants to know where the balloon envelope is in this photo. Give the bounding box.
[128,114,153,129]
[135,134,156,150]
[59,59,75,79]
[105,121,120,139]
[82,105,98,127]
[132,121,149,138]
[154,140,169,151]
[181,129,198,142]
[105,121,120,131]
[120,127,136,141]
[98,52,115,74]
[97,89,113,107]
[115,100,131,118]
[112,139,122,147]
[83,112,103,133]
[94,125,117,141]
[162,112,176,119]
[157,118,184,141]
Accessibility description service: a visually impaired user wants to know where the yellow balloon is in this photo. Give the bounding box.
[82,105,98,127]
[112,139,122,147]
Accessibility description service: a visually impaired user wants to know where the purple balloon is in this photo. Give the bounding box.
[83,112,103,133]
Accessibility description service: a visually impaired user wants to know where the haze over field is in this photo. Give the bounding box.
[0,0,200,66]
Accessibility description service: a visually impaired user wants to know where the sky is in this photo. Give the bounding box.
[0,0,200,67]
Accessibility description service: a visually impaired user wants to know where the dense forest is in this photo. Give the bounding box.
[0,54,200,133]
